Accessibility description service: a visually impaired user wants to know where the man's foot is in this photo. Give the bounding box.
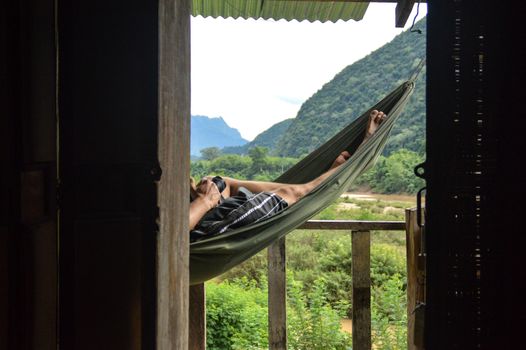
[328,110,386,170]
[330,151,351,169]
[365,110,387,139]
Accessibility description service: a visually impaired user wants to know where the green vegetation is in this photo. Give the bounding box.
[192,147,424,194]
[192,146,298,182]
[355,149,425,194]
[206,280,269,350]
[206,276,351,350]
[372,274,407,350]
[206,196,412,349]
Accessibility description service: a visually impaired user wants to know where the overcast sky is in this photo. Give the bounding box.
[191,3,427,141]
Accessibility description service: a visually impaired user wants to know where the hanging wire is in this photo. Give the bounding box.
[409,1,423,34]
[410,58,426,82]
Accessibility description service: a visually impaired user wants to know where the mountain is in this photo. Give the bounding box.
[191,115,248,156]
[274,17,427,157]
[222,118,294,155]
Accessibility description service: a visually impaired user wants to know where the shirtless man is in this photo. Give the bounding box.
[189,110,387,241]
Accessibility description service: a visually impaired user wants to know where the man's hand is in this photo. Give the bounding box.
[189,177,221,230]
[195,177,221,210]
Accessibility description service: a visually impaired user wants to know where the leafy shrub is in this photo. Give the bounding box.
[372,274,407,350]
[357,149,425,194]
[220,250,268,287]
[206,276,352,350]
[371,244,406,287]
[206,279,268,350]
[287,277,352,350]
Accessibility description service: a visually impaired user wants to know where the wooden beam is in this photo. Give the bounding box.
[395,0,416,28]
[189,284,206,350]
[405,209,426,350]
[352,230,371,350]
[157,0,191,348]
[268,237,287,350]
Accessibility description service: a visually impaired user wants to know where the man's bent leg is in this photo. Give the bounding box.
[272,110,387,205]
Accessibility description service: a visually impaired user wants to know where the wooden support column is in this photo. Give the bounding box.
[395,0,416,27]
[405,209,426,350]
[352,230,371,350]
[189,284,206,350]
[268,237,287,350]
[157,0,191,348]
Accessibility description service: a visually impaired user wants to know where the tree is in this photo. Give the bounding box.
[248,146,269,176]
[210,155,252,178]
[200,147,221,161]
[359,149,425,194]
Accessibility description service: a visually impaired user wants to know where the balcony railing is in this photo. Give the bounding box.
[189,208,425,350]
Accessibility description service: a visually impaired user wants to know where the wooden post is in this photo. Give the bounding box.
[268,237,287,350]
[405,209,425,350]
[189,284,206,350]
[157,0,191,348]
[395,0,416,27]
[352,230,371,350]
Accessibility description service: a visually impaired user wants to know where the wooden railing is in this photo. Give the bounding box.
[189,209,425,350]
[268,219,406,350]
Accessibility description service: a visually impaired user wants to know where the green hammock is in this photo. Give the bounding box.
[190,79,416,285]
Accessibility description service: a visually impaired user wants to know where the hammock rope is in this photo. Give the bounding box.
[190,78,418,285]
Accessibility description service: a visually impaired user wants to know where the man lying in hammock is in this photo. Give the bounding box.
[189,110,387,241]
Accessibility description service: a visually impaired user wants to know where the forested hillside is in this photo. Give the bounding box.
[222,118,294,155]
[275,17,426,157]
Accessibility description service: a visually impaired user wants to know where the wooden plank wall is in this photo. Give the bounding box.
[58,0,159,347]
[0,4,16,347]
[157,0,191,348]
[2,0,57,348]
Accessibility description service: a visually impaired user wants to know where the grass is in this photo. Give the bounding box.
[314,195,413,225]
[313,193,415,247]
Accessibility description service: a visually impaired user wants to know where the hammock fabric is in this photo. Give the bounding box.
[190,80,416,285]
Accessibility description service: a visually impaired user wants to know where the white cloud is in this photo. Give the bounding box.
[191,3,427,140]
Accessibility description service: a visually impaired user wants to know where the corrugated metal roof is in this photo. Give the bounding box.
[191,0,369,23]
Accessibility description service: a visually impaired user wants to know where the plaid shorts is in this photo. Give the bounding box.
[190,187,288,242]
